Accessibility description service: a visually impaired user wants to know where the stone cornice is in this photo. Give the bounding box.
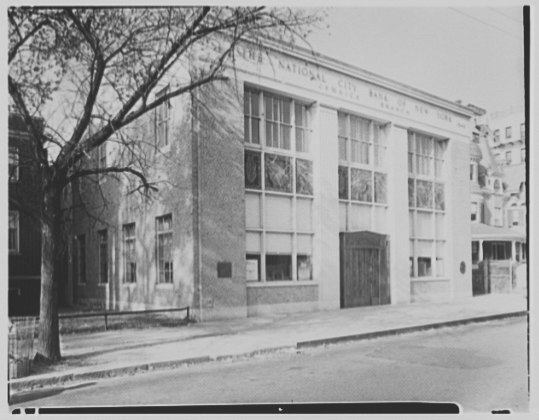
[255,38,478,118]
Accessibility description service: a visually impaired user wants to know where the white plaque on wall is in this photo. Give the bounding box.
[246,259,259,281]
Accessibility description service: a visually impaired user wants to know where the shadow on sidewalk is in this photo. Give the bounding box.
[9,382,96,405]
[62,331,233,363]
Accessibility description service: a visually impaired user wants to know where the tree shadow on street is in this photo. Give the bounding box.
[9,382,96,406]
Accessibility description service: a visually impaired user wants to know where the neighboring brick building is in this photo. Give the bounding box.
[8,112,43,316]
[69,41,478,320]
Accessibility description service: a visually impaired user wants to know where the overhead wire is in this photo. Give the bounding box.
[488,7,523,24]
[449,7,523,41]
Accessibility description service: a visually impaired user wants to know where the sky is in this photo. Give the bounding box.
[305,6,525,115]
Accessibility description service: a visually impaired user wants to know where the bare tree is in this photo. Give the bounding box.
[8,6,321,362]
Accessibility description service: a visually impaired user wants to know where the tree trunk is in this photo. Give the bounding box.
[36,180,63,362]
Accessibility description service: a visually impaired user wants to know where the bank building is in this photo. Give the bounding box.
[68,40,479,320]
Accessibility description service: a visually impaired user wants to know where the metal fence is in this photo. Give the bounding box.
[59,306,190,331]
[8,317,36,379]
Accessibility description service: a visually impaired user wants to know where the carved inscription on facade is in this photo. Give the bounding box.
[236,44,470,132]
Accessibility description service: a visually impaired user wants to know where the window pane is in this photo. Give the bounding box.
[296,199,313,232]
[265,196,292,230]
[246,232,261,252]
[350,168,372,202]
[338,113,347,137]
[295,103,306,127]
[245,193,261,228]
[297,255,312,280]
[423,135,433,156]
[339,137,347,161]
[373,124,383,144]
[408,132,414,153]
[416,239,432,255]
[282,99,291,124]
[374,145,385,167]
[350,115,361,139]
[436,241,445,277]
[244,117,250,143]
[408,178,415,207]
[416,180,433,209]
[350,203,371,230]
[266,233,292,253]
[124,226,137,283]
[251,91,259,116]
[338,166,349,199]
[244,150,261,189]
[373,205,387,233]
[295,128,305,152]
[266,254,292,281]
[251,118,260,144]
[418,257,432,277]
[272,122,279,147]
[434,141,445,159]
[350,139,360,163]
[435,183,445,210]
[246,254,260,281]
[156,216,173,283]
[158,232,173,283]
[374,172,387,204]
[265,153,292,193]
[244,89,251,115]
[281,125,291,149]
[416,211,433,238]
[265,96,273,120]
[409,211,415,237]
[435,214,445,236]
[297,234,312,253]
[434,158,443,178]
[339,202,347,231]
[361,141,369,164]
[273,99,279,123]
[265,122,274,148]
[296,158,313,195]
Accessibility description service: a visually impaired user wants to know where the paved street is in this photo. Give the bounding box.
[10,317,527,413]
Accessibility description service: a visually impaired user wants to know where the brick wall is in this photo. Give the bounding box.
[70,91,196,311]
[195,81,247,320]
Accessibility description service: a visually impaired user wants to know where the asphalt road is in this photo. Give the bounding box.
[10,317,528,413]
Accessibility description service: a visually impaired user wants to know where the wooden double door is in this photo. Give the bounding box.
[339,231,390,308]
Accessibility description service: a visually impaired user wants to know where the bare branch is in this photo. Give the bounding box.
[9,13,51,63]
[66,165,158,193]
[55,10,107,162]
[8,76,48,166]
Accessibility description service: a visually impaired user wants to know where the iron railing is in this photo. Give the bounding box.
[58,306,190,331]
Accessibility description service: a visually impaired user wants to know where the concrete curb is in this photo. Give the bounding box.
[9,347,298,393]
[296,311,527,349]
[9,311,526,393]
[213,345,297,363]
[9,356,212,393]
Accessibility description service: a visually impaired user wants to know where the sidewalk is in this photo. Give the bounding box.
[8,293,527,393]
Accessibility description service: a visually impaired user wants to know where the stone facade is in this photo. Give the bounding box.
[68,41,477,319]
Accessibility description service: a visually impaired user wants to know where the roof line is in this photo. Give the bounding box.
[252,38,479,118]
